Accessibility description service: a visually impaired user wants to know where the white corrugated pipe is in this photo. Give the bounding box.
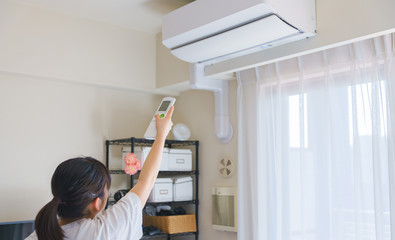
[190,64,233,144]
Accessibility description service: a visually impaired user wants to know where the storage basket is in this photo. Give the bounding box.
[143,214,197,234]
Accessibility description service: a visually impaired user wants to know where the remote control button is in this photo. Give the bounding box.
[160,114,165,118]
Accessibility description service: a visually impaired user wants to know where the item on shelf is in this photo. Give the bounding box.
[143,214,197,234]
[156,206,186,216]
[143,225,162,236]
[156,209,174,216]
[173,176,193,201]
[144,205,156,216]
[168,149,192,171]
[114,189,129,203]
[135,178,173,203]
[122,147,169,171]
[156,205,171,213]
[172,123,191,141]
[174,206,187,215]
[123,153,141,175]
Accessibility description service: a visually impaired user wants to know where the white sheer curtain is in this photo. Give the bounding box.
[237,33,395,240]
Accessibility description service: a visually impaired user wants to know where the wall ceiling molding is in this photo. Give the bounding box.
[0,70,181,96]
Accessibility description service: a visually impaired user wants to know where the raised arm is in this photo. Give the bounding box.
[130,106,174,207]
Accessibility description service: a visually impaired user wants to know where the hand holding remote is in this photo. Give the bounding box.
[155,106,174,139]
[144,97,176,139]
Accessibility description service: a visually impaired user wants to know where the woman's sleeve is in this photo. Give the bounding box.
[98,192,143,238]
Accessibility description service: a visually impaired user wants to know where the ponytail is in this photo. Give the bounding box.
[35,198,64,240]
[33,157,111,240]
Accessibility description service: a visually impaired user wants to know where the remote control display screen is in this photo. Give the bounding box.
[158,101,171,111]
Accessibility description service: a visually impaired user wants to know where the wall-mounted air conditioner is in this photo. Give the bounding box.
[162,0,316,63]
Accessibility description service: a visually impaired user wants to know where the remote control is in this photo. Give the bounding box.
[144,97,176,140]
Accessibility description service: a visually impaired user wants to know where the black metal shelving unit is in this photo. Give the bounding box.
[105,137,199,240]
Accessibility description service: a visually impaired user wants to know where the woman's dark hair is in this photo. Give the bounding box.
[34,157,111,240]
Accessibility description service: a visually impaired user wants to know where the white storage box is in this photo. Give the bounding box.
[168,149,192,171]
[173,176,193,201]
[135,178,173,202]
[122,147,169,171]
[149,178,173,202]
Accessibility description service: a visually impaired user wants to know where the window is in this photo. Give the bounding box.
[284,79,391,239]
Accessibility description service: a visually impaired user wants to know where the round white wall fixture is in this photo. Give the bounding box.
[219,156,234,178]
[172,123,191,141]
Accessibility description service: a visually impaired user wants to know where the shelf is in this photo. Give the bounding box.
[108,200,198,207]
[145,200,198,207]
[107,138,199,148]
[109,170,198,175]
[109,170,127,174]
[141,232,197,239]
[141,233,168,239]
[106,137,199,240]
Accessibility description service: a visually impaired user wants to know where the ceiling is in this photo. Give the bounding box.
[17,0,193,34]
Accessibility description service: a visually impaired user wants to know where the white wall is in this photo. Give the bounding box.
[156,33,189,89]
[0,2,157,92]
[172,81,238,240]
[0,2,164,222]
[0,73,161,222]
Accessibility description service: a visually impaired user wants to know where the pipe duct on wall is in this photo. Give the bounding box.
[190,64,233,144]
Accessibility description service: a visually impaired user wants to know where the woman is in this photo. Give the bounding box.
[26,106,174,240]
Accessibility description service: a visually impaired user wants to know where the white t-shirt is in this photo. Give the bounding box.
[26,192,143,240]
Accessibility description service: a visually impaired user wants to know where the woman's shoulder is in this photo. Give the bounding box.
[107,191,142,211]
[25,219,93,240]
[24,231,37,240]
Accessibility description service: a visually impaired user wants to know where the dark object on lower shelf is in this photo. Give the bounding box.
[140,233,168,239]
[157,206,186,216]
[140,232,197,240]
[143,225,162,236]
[114,189,129,202]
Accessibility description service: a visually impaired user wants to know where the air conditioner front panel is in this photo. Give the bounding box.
[170,15,300,63]
[162,2,274,49]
